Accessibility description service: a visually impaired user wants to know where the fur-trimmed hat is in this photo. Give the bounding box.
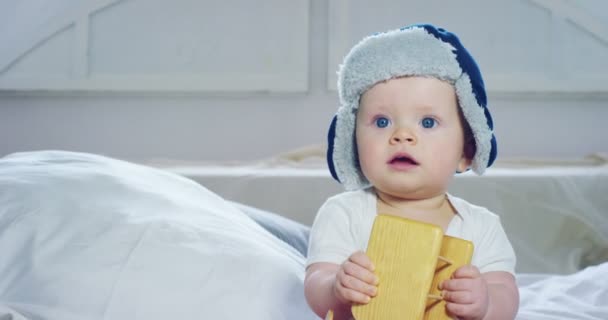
[327,24,497,191]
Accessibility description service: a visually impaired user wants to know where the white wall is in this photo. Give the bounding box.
[1,0,607,162]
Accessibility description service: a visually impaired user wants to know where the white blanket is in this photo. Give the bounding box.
[517,262,608,320]
[0,151,317,320]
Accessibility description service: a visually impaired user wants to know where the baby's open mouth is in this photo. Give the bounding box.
[388,154,419,165]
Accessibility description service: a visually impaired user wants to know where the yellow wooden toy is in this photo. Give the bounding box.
[326,214,473,320]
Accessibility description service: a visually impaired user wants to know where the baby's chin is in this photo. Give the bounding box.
[372,184,445,201]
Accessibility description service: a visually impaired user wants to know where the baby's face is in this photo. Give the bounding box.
[355,76,470,199]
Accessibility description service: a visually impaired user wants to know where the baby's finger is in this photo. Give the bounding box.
[338,268,378,297]
[343,260,379,285]
[440,278,471,292]
[445,301,474,317]
[452,265,480,279]
[442,290,473,304]
[335,275,376,303]
[336,286,372,304]
[349,251,375,271]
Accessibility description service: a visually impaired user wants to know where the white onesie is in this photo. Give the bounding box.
[307,188,516,275]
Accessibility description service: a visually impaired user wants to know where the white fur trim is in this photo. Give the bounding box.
[333,106,369,190]
[454,74,492,174]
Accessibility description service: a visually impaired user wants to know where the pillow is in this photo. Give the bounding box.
[231,201,310,257]
[0,151,317,320]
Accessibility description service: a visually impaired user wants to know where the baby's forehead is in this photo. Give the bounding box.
[363,75,455,93]
[358,76,458,108]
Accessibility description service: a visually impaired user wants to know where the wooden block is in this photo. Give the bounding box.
[424,236,474,320]
[352,215,444,320]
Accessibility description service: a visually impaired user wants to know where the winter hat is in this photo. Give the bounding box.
[327,24,497,191]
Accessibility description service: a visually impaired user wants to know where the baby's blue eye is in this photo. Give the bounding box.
[421,117,436,128]
[375,117,390,128]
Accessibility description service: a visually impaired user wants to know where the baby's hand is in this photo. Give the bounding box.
[440,265,489,320]
[333,251,379,305]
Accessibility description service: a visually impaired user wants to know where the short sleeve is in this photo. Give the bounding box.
[306,196,360,268]
[472,214,517,275]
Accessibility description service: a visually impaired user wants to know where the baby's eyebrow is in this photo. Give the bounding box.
[359,104,390,115]
[410,104,439,111]
[373,106,393,114]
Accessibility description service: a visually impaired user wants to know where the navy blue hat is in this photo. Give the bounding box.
[327,24,497,190]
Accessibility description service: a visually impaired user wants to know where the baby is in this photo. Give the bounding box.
[305,24,518,320]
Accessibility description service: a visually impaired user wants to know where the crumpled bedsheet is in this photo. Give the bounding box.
[516,262,608,320]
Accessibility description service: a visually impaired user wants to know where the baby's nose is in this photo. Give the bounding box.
[391,128,416,144]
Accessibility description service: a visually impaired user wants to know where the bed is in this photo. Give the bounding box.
[0,150,606,320]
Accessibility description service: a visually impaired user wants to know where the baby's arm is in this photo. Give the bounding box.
[304,251,378,320]
[441,266,519,320]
